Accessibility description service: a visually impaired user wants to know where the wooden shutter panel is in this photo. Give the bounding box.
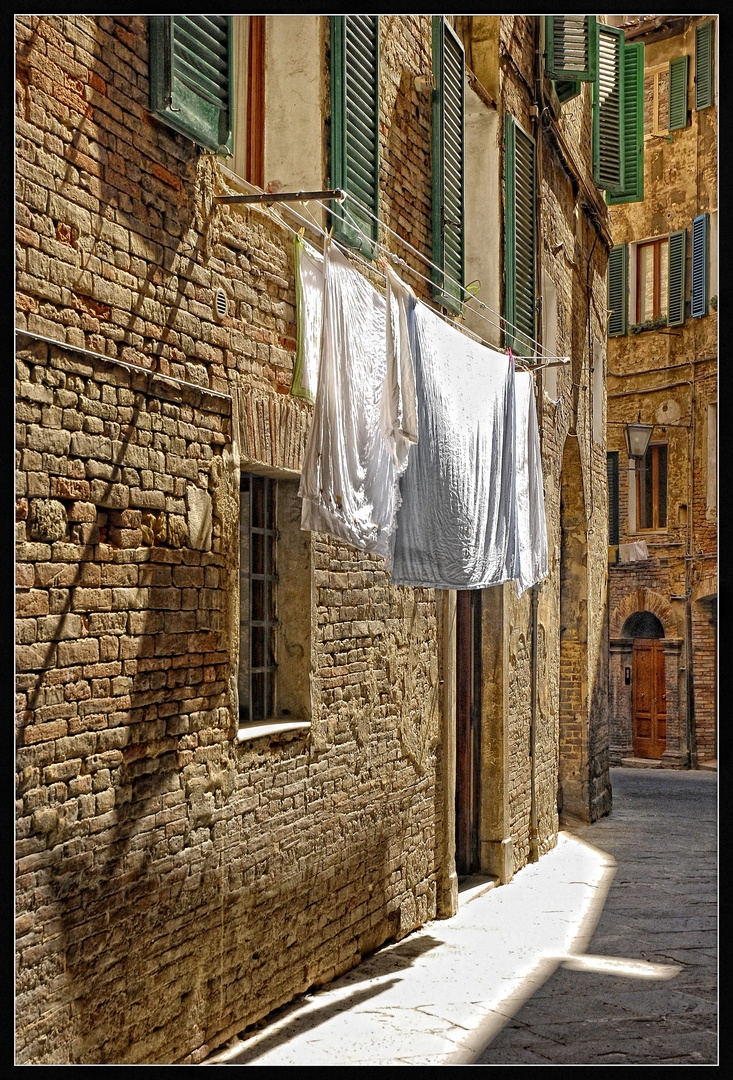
[593,24,624,193]
[668,54,689,131]
[505,114,536,356]
[150,16,233,153]
[691,213,709,318]
[607,452,620,545]
[667,229,686,327]
[432,17,465,311]
[607,243,628,337]
[695,21,714,110]
[608,42,644,205]
[545,16,597,81]
[330,16,379,256]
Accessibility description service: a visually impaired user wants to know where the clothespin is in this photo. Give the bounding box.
[297,226,305,240]
[507,347,515,364]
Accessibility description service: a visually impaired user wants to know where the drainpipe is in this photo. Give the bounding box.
[529,582,540,861]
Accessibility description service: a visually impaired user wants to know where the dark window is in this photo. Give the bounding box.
[239,474,277,725]
[636,444,667,531]
[607,451,620,545]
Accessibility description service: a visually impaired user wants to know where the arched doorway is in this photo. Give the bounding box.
[622,612,666,759]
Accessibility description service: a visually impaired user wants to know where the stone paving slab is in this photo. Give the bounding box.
[204,768,717,1067]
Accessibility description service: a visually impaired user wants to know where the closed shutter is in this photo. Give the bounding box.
[505,113,536,356]
[607,243,628,337]
[330,16,380,256]
[544,16,597,81]
[668,54,689,131]
[593,24,624,193]
[695,21,714,110]
[667,229,686,326]
[691,213,709,318]
[150,16,233,154]
[607,452,620,546]
[432,17,465,312]
[608,42,644,205]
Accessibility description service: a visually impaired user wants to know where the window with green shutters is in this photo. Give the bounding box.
[544,17,598,82]
[695,21,714,110]
[504,113,536,357]
[691,213,709,318]
[607,42,644,205]
[668,54,689,131]
[607,244,628,337]
[432,17,465,312]
[149,16,233,154]
[330,15,380,257]
[667,229,686,326]
[593,23,624,194]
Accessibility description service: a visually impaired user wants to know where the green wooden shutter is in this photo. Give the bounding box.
[150,16,233,153]
[691,213,709,318]
[667,229,686,326]
[608,42,644,205]
[607,243,628,337]
[432,17,465,312]
[695,21,714,110]
[668,54,689,131]
[504,114,536,356]
[330,16,379,256]
[593,24,624,193]
[607,452,620,545]
[545,16,598,81]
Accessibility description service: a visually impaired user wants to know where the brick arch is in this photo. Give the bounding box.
[692,574,717,603]
[610,588,681,639]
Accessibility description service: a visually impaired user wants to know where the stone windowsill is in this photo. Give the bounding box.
[237,720,311,742]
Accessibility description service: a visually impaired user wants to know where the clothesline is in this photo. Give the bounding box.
[334,190,567,363]
[212,169,568,371]
[275,197,567,373]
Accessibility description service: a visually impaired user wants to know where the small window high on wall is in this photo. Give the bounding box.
[636,444,667,531]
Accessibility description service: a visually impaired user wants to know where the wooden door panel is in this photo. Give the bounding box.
[632,638,666,759]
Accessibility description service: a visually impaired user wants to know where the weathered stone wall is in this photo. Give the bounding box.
[15,13,612,1064]
[606,16,717,767]
[498,16,612,831]
[15,14,446,1065]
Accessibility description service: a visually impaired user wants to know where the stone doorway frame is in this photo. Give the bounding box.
[609,588,686,767]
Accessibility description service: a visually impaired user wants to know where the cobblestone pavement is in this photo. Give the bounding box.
[474,767,718,1065]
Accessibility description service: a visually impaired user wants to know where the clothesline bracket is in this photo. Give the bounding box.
[214,188,347,206]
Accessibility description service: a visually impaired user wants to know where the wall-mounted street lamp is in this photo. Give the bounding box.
[625,420,654,460]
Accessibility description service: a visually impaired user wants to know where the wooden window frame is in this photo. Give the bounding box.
[644,65,670,137]
[635,443,668,532]
[635,237,668,323]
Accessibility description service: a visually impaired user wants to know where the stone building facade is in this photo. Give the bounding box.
[604,16,717,768]
[16,15,611,1064]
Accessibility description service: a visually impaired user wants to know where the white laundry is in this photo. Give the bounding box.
[513,370,549,596]
[390,301,517,589]
[618,540,649,563]
[380,262,419,476]
[292,235,325,404]
[299,244,397,560]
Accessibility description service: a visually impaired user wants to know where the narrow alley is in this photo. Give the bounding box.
[207,767,717,1066]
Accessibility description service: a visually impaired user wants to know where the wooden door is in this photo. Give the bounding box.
[632,639,667,759]
[456,591,481,876]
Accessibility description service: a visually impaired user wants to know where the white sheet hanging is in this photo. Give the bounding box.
[292,235,324,404]
[513,370,549,596]
[390,300,517,589]
[299,244,397,560]
[381,263,418,476]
